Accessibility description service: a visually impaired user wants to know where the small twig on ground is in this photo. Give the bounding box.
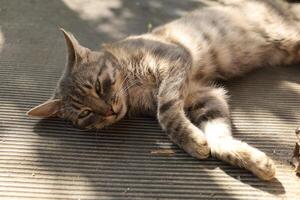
[150,149,176,156]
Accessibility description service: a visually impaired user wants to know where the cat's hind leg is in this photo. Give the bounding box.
[185,86,276,181]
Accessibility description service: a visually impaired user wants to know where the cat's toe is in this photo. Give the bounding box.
[185,137,210,159]
[251,155,276,181]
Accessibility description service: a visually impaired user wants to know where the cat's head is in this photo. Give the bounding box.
[27,29,128,129]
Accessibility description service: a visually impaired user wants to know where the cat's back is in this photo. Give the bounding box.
[152,0,300,79]
[153,0,298,54]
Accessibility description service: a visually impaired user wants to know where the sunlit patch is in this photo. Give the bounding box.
[62,0,134,39]
[62,0,121,20]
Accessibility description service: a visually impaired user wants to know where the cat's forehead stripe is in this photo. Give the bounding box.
[69,95,83,106]
[70,102,81,110]
[98,64,106,75]
[83,84,93,89]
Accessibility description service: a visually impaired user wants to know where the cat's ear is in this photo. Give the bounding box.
[26,99,62,118]
[60,28,90,67]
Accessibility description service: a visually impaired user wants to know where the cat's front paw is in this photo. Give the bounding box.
[183,133,210,159]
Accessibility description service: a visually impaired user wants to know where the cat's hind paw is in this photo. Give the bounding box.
[215,140,276,181]
[249,155,276,181]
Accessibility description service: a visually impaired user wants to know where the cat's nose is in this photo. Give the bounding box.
[105,107,115,116]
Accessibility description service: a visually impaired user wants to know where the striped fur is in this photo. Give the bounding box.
[27,0,300,180]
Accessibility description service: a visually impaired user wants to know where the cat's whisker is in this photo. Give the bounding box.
[117,79,139,96]
[115,76,129,95]
[119,74,129,88]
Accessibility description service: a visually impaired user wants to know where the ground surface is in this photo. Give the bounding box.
[0,0,300,199]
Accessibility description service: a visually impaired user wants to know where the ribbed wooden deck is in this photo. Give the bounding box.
[0,0,299,199]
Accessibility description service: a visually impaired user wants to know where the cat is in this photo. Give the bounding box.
[27,0,300,181]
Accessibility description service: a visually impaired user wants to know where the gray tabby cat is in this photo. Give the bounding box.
[27,0,300,181]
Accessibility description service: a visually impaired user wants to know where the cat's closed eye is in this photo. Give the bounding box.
[95,79,102,96]
[78,109,92,118]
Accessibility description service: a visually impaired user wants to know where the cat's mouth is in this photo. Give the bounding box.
[105,107,117,117]
[107,112,118,119]
[110,105,123,118]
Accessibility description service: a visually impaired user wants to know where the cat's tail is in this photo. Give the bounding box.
[202,118,276,181]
